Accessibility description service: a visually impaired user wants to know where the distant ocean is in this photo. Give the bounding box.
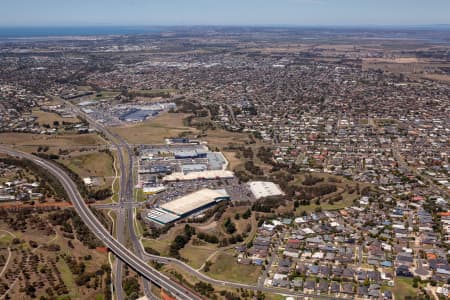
[0,26,163,38]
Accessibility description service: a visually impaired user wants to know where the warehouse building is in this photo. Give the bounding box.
[119,109,158,122]
[173,149,208,159]
[146,188,230,225]
[248,181,285,199]
[138,165,172,175]
[162,170,234,182]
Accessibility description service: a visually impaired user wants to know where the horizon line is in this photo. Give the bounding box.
[1,23,450,28]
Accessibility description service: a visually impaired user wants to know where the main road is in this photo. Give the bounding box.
[0,145,203,300]
[6,100,342,300]
[0,146,342,300]
[61,99,156,299]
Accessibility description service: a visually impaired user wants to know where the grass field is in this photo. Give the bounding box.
[142,238,171,256]
[393,277,418,299]
[212,206,253,237]
[57,258,78,298]
[130,88,177,96]
[95,294,105,300]
[285,172,371,214]
[60,152,114,179]
[134,210,144,237]
[294,195,355,214]
[203,128,251,149]
[95,90,121,98]
[161,263,246,300]
[111,178,120,202]
[179,244,216,269]
[0,133,105,148]
[109,112,198,144]
[206,251,260,284]
[222,151,244,170]
[0,233,13,247]
[32,110,79,127]
[135,188,147,202]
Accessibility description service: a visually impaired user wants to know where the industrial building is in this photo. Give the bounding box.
[119,109,158,122]
[140,145,210,160]
[162,170,234,182]
[146,188,230,225]
[248,181,285,199]
[138,165,172,175]
[173,149,208,159]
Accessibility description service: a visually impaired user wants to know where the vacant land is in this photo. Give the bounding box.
[109,112,198,144]
[141,238,171,256]
[393,277,418,299]
[32,110,79,127]
[270,172,372,215]
[222,151,243,170]
[161,262,255,300]
[179,243,216,269]
[0,209,110,299]
[61,152,113,178]
[203,128,252,149]
[141,223,186,256]
[0,133,105,148]
[130,88,177,96]
[420,73,450,83]
[206,250,260,284]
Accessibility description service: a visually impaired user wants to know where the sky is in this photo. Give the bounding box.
[1,0,450,27]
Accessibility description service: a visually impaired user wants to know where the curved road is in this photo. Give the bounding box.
[62,99,156,300]
[0,144,342,300]
[141,251,340,300]
[0,145,202,300]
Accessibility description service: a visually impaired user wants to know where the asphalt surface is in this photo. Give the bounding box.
[4,100,346,300]
[114,148,126,300]
[0,145,203,300]
[0,143,345,300]
[142,252,341,300]
[62,101,158,300]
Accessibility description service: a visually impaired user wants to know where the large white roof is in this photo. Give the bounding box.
[248,181,284,199]
[160,188,228,216]
[163,170,234,181]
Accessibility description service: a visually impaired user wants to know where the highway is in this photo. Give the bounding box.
[9,100,344,300]
[62,100,158,300]
[0,144,342,300]
[121,141,155,299]
[0,145,203,300]
[111,135,126,300]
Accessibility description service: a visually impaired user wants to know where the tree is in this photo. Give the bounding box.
[204,261,212,272]
[224,218,237,234]
[242,208,251,219]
